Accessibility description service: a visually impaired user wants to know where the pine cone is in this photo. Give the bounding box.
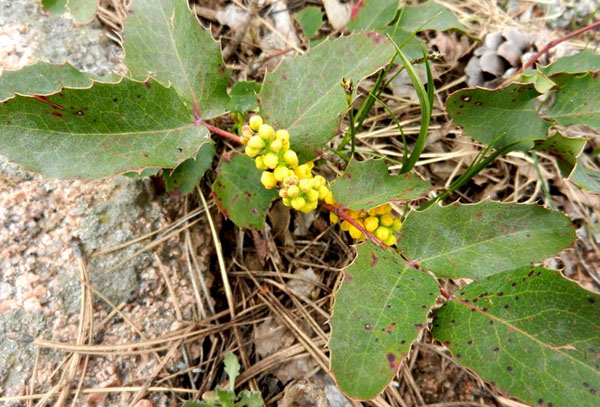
[465,27,543,88]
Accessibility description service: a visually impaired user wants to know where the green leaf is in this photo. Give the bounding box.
[236,391,263,407]
[399,1,467,33]
[572,154,600,194]
[432,266,600,407]
[544,73,600,130]
[347,0,398,32]
[0,61,118,103]
[330,241,438,400]
[517,70,556,93]
[295,6,323,39]
[259,34,394,161]
[123,167,160,179]
[67,0,98,23]
[540,49,600,76]
[384,27,427,61]
[123,0,230,118]
[331,159,431,210]
[164,142,216,195]
[446,83,549,150]
[535,133,586,178]
[399,201,575,279]
[41,0,67,15]
[0,79,208,179]
[213,154,277,229]
[224,352,241,392]
[228,81,260,113]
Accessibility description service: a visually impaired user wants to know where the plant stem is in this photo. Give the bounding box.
[516,20,600,75]
[196,119,242,144]
[321,203,388,249]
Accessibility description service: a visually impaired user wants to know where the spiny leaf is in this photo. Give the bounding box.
[540,49,600,76]
[399,1,467,33]
[259,33,395,161]
[535,133,586,179]
[446,83,548,150]
[164,143,216,195]
[228,81,260,113]
[123,0,230,118]
[0,61,118,102]
[213,154,277,229]
[572,154,600,194]
[544,72,600,130]
[330,241,438,400]
[399,201,575,279]
[295,6,323,39]
[0,79,208,179]
[433,266,600,407]
[331,159,431,211]
[347,0,398,32]
[67,0,98,23]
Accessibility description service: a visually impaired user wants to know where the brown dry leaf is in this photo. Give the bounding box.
[279,379,329,407]
[430,31,470,66]
[322,0,350,31]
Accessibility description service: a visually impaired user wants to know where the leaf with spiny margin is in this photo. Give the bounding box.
[213,154,277,230]
[258,33,395,161]
[164,142,216,195]
[228,81,260,113]
[67,0,98,23]
[295,6,323,39]
[41,0,67,15]
[330,241,438,400]
[123,0,230,118]
[399,1,467,33]
[446,83,548,150]
[0,79,208,179]
[540,50,600,76]
[0,61,118,102]
[535,133,586,179]
[347,0,397,32]
[331,159,431,211]
[544,73,600,130]
[398,201,575,279]
[432,266,600,407]
[572,154,600,194]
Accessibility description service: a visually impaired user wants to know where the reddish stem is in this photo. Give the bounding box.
[516,20,600,76]
[321,203,388,249]
[196,118,242,144]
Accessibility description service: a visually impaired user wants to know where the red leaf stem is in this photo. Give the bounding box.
[321,203,388,249]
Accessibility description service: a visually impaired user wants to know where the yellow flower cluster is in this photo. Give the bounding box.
[329,203,402,246]
[241,115,334,214]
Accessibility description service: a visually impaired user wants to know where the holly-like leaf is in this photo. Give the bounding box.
[213,154,277,229]
[67,0,98,23]
[347,0,398,32]
[164,142,216,195]
[0,79,208,179]
[330,241,438,400]
[123,0,230,118]
[544,73,600,130]
[540,49,600,76]
[295,6,323,39]
[0,61,118,102]
[259,33,394,161]
[535,133,586,178]
[572,154,600,194]
[432,267,600,407]
[446,83,549,150]
[399,201,575,279]
[228,81,260,113]
[41,0,67,15]
[399,1,467,33]
[331,159,431,210]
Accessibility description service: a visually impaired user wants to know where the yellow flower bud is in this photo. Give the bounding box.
[300,202,314,213]
[349,225,363,239]
[282,197,291,207]
[263,152,279,169]
[392,218,402,231]
[384,234,397,246]
[329,212,339,223]
[258,124,275,140]
[380,214,394,227]
[291,197,306,210]
[299,178,314,193]
[380,204,392,214]
[313,175,326,188]
[247,135,264,150]
[261,171,277,189]
[282,139,290,150]
[270,139,283,153]
[367,207,378,216]
[295,164,312,179]
[287,185,300,197]
[324,191,336,205]
[307,189,320,202]
[375,226,390,241]
[255,156,267,170]
[284,150,299,167]
[275,129,290,143]
[245,146,259,158]
[364,216,379,233]
[306,161,315,170]
[283,175,298,186]
[340,220,351,231]
[346,209,360,219]
[274,166,289,182]
[249,115,263,131]
[318,186,330,200]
